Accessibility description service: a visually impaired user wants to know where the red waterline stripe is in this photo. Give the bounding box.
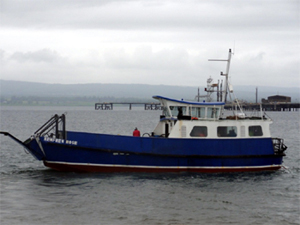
[43,161,281,173]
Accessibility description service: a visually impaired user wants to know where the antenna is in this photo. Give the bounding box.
[208,49,233,103]
[233,41,235,55]
[256,87,258,104]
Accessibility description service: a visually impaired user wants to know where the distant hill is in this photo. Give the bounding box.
[0,80,299,102]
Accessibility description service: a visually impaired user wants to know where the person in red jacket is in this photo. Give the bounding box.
[133,128,140,137]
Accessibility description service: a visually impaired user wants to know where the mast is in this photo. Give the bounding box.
[208,49,233,103]
[256,87,258,103]
[220,80,223,102]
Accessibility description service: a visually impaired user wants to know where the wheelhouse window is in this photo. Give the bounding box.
[190,107,205,119]
[190,126,207,137]
[207,107,220,119]
[217,126,237,137]
[163,106,171,117]
[249,126,263,136]
[169,106,187,117]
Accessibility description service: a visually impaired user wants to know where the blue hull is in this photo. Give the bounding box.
[27,131,284,172]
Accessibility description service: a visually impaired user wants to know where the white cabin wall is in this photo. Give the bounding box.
[153,122,165,136]
[167,120,272,138]
[153,120,176,137]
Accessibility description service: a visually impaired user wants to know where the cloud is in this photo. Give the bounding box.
[0,0,299,88]
[10,49,62,63]
[104,46,190,71]
[1,46,298,88]
[0,49,5,60]
[1,0,298,31]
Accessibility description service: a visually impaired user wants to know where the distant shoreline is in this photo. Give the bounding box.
[0,96,154,107]
[1,80,299,103]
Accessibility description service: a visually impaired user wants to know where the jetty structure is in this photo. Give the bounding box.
[95,92,299,112]
[95,102,162,110]
[225,102,299,112]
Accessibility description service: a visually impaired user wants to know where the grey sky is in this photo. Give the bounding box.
[0,0,299,87]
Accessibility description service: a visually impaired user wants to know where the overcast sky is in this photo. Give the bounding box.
[0,0,299,88]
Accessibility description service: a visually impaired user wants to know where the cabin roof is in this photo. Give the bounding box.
[152,95,225,106]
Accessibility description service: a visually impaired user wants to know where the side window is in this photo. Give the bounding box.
[217,126,237,137]
[249,126,263,136]
[190,126,207,137]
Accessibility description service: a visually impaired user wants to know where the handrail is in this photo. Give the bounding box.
[272,138,287,154]
[34,114,66,139]
[34,114,59,135]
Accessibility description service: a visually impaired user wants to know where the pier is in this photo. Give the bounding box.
[225,102,299,111]
[95,102,299,111]
[95,102,163,110]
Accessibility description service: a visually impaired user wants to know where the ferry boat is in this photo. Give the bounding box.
[0,49,287,172]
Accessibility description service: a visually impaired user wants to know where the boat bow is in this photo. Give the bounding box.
[0,131,45,160]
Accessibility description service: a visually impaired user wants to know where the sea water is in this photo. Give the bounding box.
[0,106,299,225]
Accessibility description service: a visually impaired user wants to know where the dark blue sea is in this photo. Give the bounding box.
[0,106,299,225]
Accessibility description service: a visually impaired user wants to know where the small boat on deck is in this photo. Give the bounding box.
[0,49,287,172]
